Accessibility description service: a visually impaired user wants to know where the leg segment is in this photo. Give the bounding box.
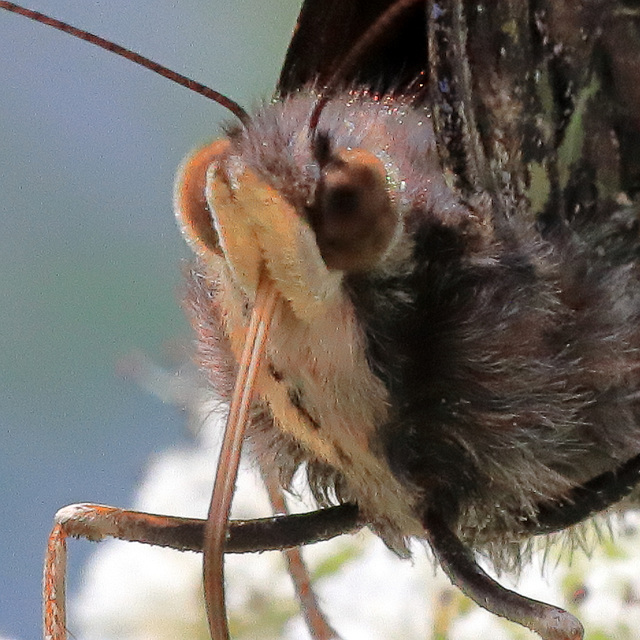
[422,508,584,640]
[527,452,640,535]
[43,502,361,640]
[261,469,344,640]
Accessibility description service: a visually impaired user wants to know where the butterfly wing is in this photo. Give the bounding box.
[278,0,427,95]
[282,1,639,231]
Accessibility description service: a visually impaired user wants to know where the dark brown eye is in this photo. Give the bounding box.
[323,183,360,219]
[310,147,401,272]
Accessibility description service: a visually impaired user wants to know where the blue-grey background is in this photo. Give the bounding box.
[0,2,299,638]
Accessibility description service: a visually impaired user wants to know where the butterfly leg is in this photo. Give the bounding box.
[422,509,584,640]
[43,504,208,640]
[43,502,361,640]
[526,452,640,536]
[260,469,344,640]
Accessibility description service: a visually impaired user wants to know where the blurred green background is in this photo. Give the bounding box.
[0,2,299,638]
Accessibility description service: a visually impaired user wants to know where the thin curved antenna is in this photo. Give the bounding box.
[309,0,424,132]
[0,1,250,124]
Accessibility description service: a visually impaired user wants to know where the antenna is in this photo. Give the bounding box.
[0,1,249,124]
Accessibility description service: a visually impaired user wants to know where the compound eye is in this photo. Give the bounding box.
[311,147,400,272]
[323,183,360,221]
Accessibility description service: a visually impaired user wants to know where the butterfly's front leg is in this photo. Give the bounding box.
[44,503,206,640]
[43,502,361,640]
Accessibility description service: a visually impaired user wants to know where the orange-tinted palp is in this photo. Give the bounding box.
[175,139,231,260]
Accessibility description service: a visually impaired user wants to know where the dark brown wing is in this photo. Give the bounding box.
[277,0,428,95]
[280,1,639,224]
[439,1,640,230]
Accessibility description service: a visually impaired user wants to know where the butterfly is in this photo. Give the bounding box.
[2,1,640,639]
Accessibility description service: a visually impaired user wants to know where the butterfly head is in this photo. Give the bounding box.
[176,91,475,297]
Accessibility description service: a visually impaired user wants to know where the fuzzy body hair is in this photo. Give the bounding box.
[186,90,640,566]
